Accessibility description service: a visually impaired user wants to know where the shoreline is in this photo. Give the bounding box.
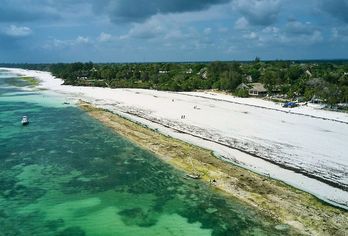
[105,102,346,191]
[2,67,348,209]
[79,101,347,236]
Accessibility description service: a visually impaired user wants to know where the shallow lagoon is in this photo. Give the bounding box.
[0,74,294,235]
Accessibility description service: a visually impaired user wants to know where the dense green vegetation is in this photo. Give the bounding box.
[2,59,348,105]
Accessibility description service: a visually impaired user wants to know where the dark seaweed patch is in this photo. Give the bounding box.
[45,219,65,231]
[118,208,158,227]
[56,226,86,236]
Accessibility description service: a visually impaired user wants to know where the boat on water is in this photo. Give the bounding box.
[21,116,29,125]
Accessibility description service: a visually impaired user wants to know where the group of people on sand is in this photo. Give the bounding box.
[180,106,202,119]
[173,98,203,119]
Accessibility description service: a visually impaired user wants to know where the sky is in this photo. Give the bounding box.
[0,0,347,63]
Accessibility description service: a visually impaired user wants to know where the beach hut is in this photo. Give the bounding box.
[248,83,267,97]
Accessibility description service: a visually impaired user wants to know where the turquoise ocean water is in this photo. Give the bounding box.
[0,71,294,235]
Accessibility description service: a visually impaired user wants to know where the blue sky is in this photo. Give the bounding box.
[0,0,347,63]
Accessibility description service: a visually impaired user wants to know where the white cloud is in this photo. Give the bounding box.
[43,35,90,49]
[4,25,32,37]
[310,30,323,42]
[279,29,323,44]
[218,27,228,33]
[286,20,314,35]
[332,26,348,41]
[235,17,249,30]
[76,36,89,44]
[243,32,258,40]
[164,29,185,40]
[98,32,112,42]
[274,20,324,44]
[203,27,212,35]
[120,19,165,40]
[262,26,279,33]
[120,14,192,42]
[232,18,322,48]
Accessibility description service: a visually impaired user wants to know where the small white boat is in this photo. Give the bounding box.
[185,173,201,179]
[185,156,201,179]
[21,116,29,125]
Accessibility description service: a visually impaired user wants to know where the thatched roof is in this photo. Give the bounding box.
[249,83,267,92]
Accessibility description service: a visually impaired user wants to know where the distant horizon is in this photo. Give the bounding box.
[1,58,348,65]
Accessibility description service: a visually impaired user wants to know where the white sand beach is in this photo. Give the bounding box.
[3,68,348,209]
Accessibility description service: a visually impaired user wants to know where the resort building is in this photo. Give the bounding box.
[248,83,267,96]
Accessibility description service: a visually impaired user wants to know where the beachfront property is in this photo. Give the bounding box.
[248,83,267,96]
[186,68,193,74]
[197,68,208,79]
[159,70,169,74]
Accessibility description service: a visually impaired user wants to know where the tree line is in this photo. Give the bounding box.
[1,59,348,105]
